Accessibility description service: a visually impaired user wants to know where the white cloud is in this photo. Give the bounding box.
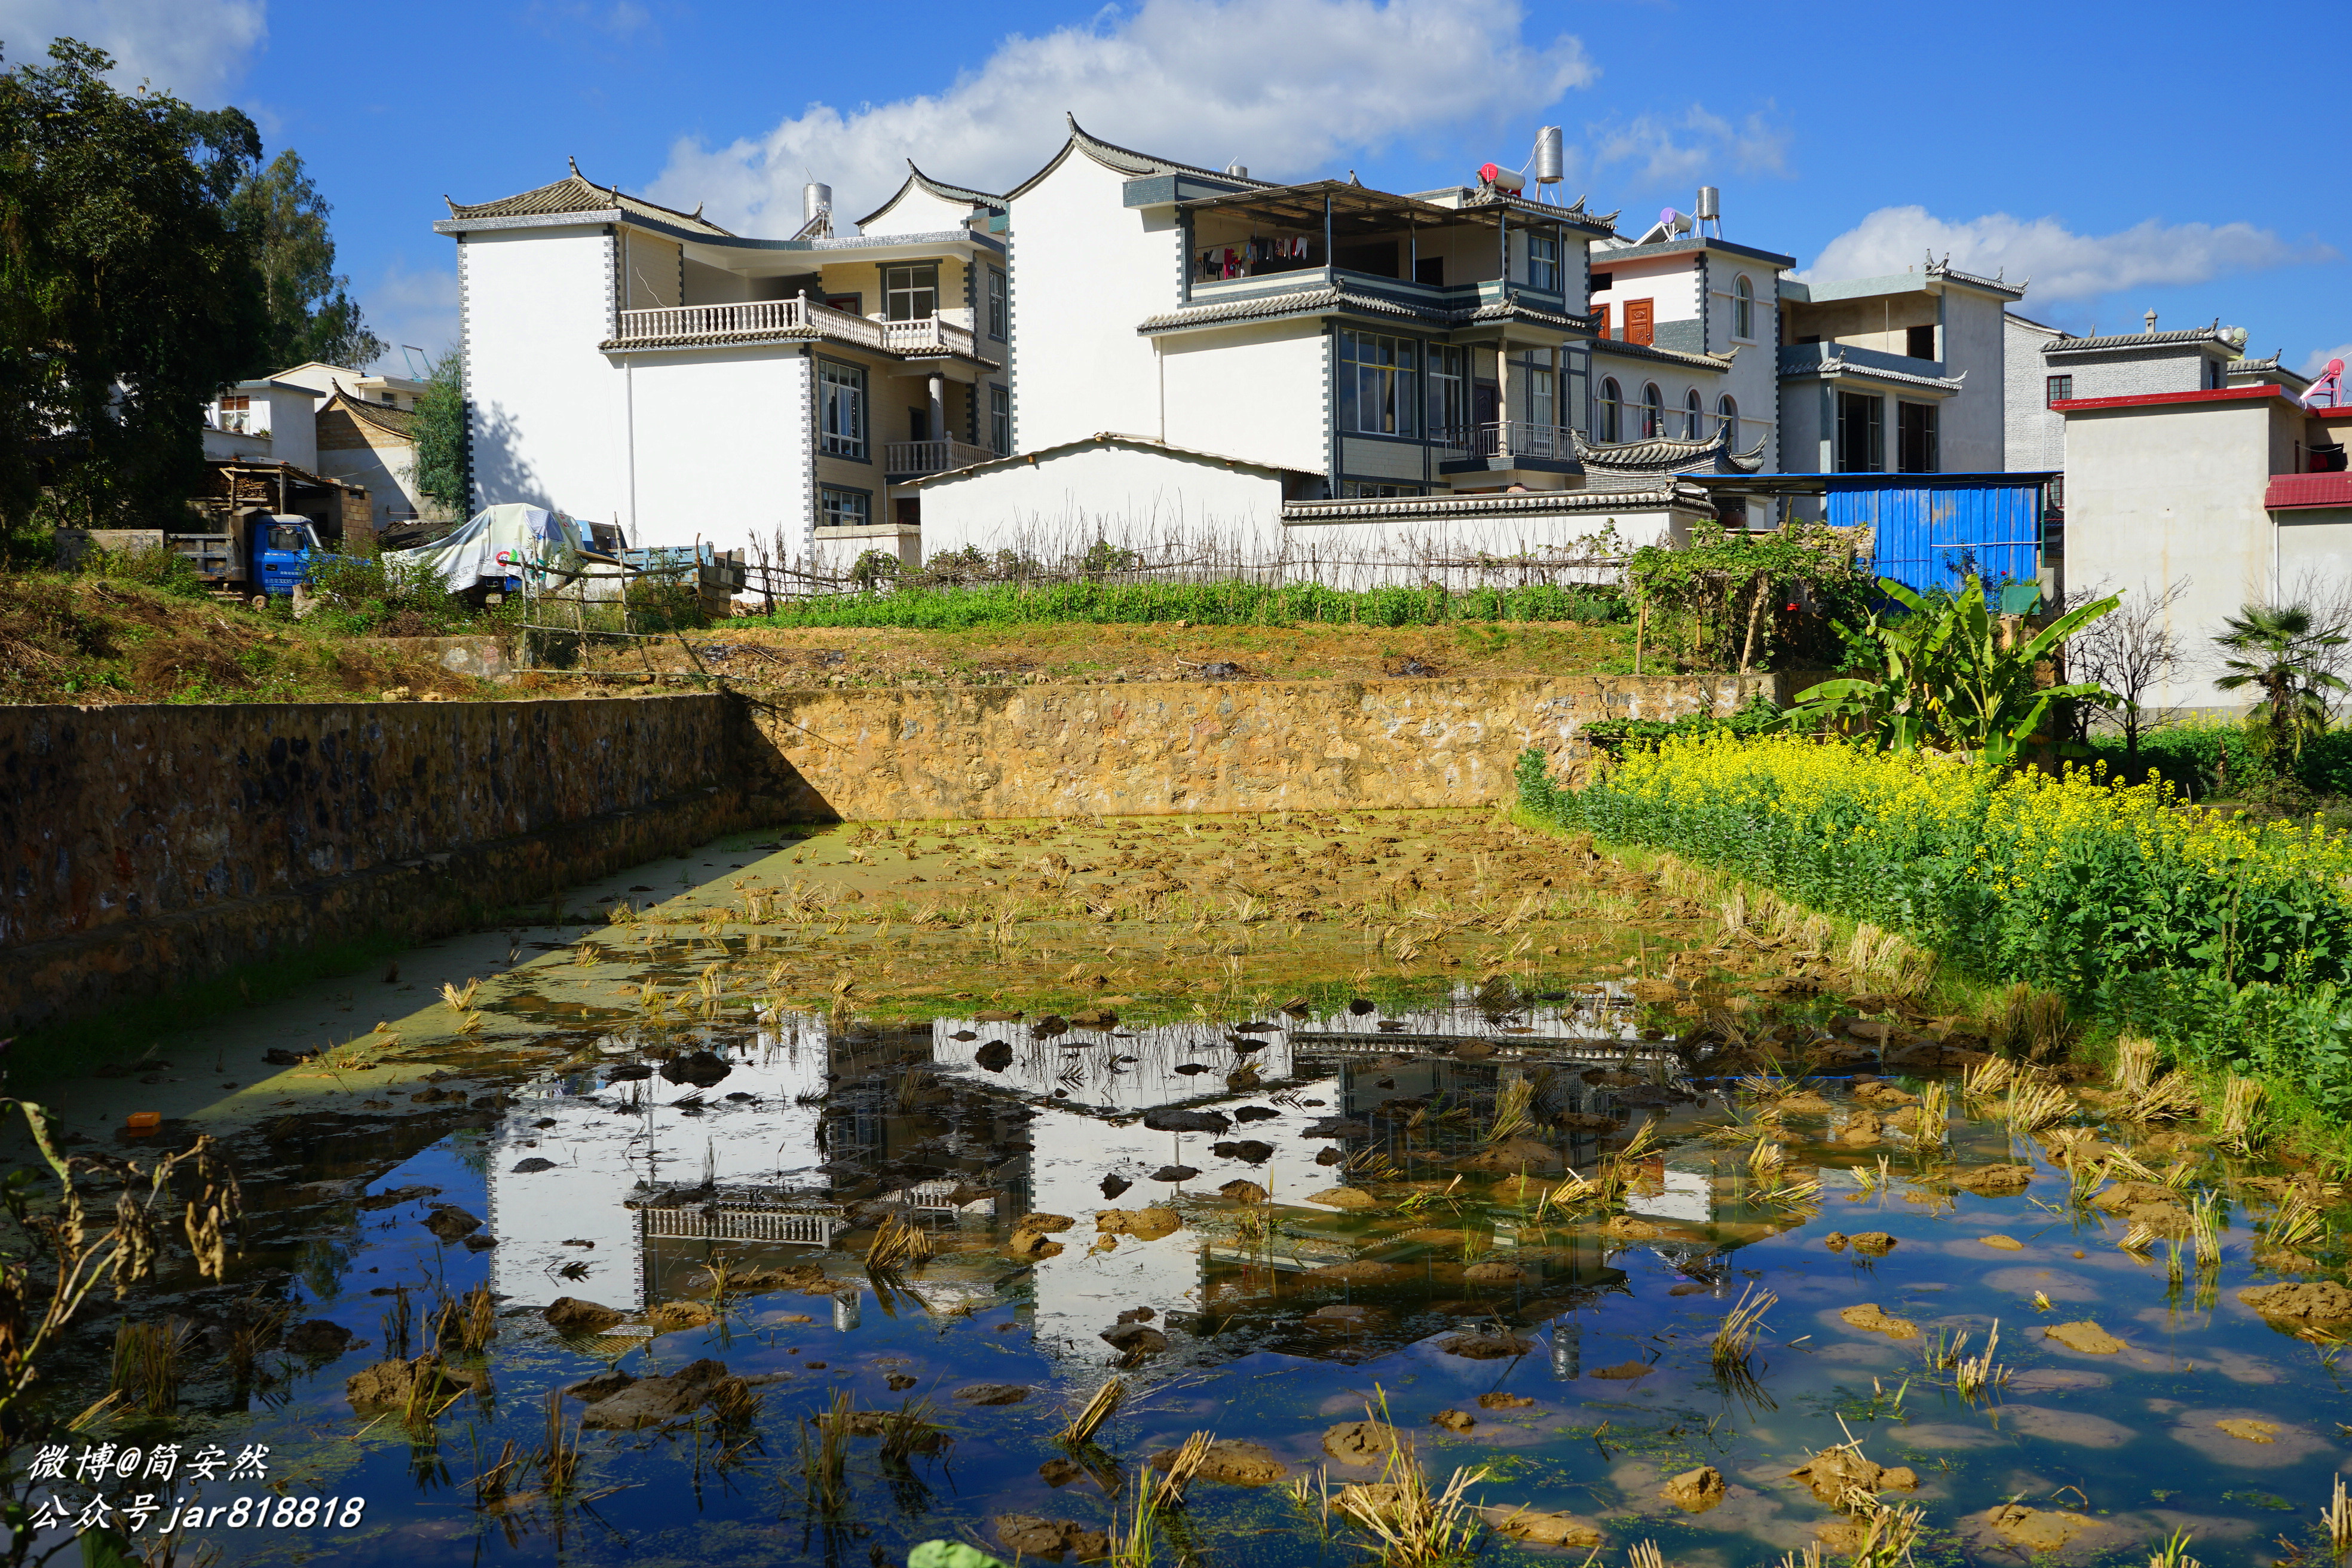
[650,0,1593,235]
[362,260,461,372]
[0,0,265,102]
[2301,342,2351,378]
[1586,104,1787,190]
[1806,205,2332,301]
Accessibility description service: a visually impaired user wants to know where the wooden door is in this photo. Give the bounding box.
[1624,298,1654,347]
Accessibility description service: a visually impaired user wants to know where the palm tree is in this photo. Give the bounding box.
[2213,604,2348,768]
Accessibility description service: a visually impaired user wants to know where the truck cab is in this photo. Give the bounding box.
[252,515,326,596]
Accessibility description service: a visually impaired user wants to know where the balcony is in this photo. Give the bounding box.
[1778,339,1952,388]
[607,298,984,363]
[1436,420,1580,474]
[885,438,995,479]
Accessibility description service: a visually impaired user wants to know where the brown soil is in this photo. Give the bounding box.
[2239,1281,2352,1322]
[2044,1320,2127,1353]
[1839,1303,1919,1340]
[0,573,494,705]
[572,618,1634,691]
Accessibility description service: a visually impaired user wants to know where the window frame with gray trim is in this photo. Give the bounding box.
[988,384,1010,455]
[986,267,1007,339]
[1336,329,1420,439]
[883,262,940,322]
[817,358,868,460]
[818,485,872,529]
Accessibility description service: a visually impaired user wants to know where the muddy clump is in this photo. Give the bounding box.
[1322,1420,1395,1464]
[1789,1448,1916,1508]
[545,1296,627,1333]
[1481,1506,1604,1548]
[1149,1438,1288,1485]
[575,1358,736,1428]
[1097,1207,1181,1241]
[1839,1303,1918,1340]
[1948,1163,2035,1193]
[347,1353,484,1410]
[2239,1281,2352,1322]
[994,1516,1108,1561]
[1662,1465,1725,1512]
[1440,1330,1535,1359]
[2044,1320,2126,1353]
[1432,1409,1475,1432]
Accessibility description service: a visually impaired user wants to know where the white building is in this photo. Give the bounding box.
[2004,311,2245,476]
[204,361,436,533]
[2057,382,2352,711]
[1779,259,2022,477]
[433,160,1011,572]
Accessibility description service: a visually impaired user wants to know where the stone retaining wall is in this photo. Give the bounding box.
[745,673,1763,821]
[2,672,1761,1035]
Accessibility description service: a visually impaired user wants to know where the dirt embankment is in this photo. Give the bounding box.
[0,574,498,705]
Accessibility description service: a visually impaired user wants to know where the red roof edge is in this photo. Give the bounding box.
[2051,385,2286,414]
[2266,472,2352,511]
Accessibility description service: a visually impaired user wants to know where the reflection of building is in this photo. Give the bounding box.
[485,1018,832,1309]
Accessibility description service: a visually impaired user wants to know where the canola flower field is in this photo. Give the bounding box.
[1520,733,2352,1113]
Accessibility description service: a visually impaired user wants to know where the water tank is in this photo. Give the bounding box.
[802,182,832,231]
[1695,185,1720,220]
[1533,126,1564,183]
[1225,163,1249,179]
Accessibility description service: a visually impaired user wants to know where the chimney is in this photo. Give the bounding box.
[2143,308,2158,333]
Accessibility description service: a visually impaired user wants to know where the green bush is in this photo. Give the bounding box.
[1577,696,1792,756]
[745,578,1629,631]
[87,542,208,597]
[308,552,467,635]
[2080,719,2352,800]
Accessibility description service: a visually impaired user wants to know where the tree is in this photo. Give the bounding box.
[0,39,266,532]
[1788,575,2117,768]
[2213,603,2348,769]
[2067,577,2189,771]
[226,148,384,372]
[409,348,470,519]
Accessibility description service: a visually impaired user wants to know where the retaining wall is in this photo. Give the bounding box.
[2,672,1760,1036]
[745,673,1763,820]
[0,695,761,1034]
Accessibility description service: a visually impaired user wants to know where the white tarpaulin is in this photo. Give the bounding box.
[386,503,582,589]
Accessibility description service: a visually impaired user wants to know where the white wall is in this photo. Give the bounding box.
[919,443,1287,559]
[861,184,982,237]
[463,225,621,517]
[2063,397,2287,710]
[626,348,814,561]
[2004,314,2065,470]
[1939,287,2008,472]
[1008,152,1180,453]
[1158,320,1328,473]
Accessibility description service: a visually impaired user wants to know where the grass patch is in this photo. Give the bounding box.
[738,580,1629,632]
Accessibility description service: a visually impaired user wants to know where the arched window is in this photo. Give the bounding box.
[1598,378,1622,443]
[1718,394,1739,440]
[1640,382,1664,440]
[1684,388,1704,439]
[1733,275,1754,339]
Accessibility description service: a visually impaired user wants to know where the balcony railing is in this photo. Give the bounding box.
[610,298,979,360]
[1437,420,1578,463]
[885,438,995,477]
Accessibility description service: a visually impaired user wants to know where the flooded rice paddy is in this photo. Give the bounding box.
[13,811,2352,1567]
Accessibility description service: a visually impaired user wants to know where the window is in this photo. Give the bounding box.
[1897,400,1939,473]
[1597,378,1622,442]
[1340,482,1425,498]
[1337,330,1418,437]
[1624,299,1655,347]
[1590,271,1613,292]
[1526,349,1555,430]
[1527,231,1560,293]
[1906,323,1936,361]
[2045,374,2073,405]
[1428,345,1469,440]
[1717,394,1739,440]
[1732,275,1754,339]
[1684,388,1704,439]
[987,268,1007,339]
[823,293,861,316]
[989,385,1010,455]
[818,360,867,458]
[818,487,871,528]
[1640,382,1664,439]
[883,263,939,321]
[1836,390,1884,473]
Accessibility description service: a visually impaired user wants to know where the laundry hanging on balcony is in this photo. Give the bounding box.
[1195,235,1311,280]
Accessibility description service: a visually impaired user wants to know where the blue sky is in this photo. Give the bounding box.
[8,0,2344,377]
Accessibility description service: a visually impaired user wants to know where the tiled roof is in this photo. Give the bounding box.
[1590,337,1736,373]
[1007,114,1270,201]
[445,160,732,235]
[320,390,415,442]
[1138,286,1592,336]
[1780,352,1962,391]
[1283,483,1713,524]
[910,431,1298,486]
[2042,326,2239,355]
[1925,259,2027,299]
[1574,428,1768,475]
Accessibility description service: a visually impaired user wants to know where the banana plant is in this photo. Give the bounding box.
[1789,576,2118,766]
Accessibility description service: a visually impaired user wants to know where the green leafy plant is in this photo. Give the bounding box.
[1623,518,1875,674]
[1787,575,2117,766]
[2213,603,2348,771]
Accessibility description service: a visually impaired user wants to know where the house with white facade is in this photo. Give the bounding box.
[915,118,1760,567]
[204,360,434,533]
[1778,260,2022,477]
[433,160,1011,572]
